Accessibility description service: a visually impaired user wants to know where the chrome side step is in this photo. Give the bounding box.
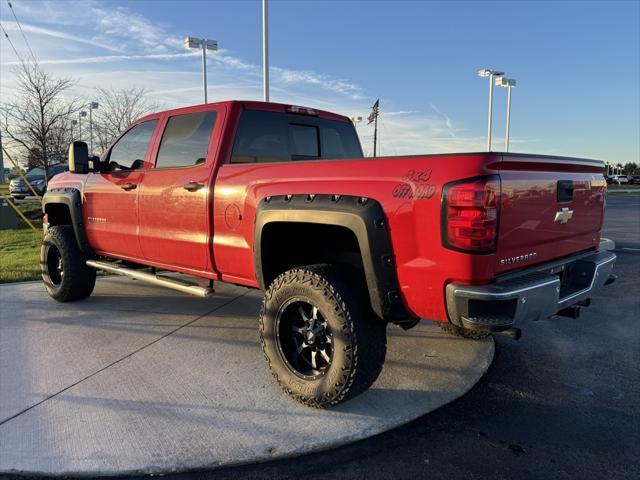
[86,260,214,297]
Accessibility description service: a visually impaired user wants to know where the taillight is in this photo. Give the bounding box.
[441,175,501,253]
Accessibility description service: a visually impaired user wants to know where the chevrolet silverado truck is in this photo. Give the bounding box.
[40,101,616,408]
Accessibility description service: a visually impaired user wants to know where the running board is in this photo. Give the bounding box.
[86,260,214,297]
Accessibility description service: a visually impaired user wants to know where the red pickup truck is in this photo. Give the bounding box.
[41,100,616,408]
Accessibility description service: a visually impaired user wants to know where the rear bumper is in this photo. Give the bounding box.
[445,250,616,331]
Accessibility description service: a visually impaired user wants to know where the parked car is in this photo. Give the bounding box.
[608,175,629,185]
[9,164,68,199]
[628,175,640,185]
[40,101,616,408]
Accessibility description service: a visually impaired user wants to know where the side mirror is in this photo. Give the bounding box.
[68,141,89,174]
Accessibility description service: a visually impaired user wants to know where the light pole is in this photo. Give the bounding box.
[88,102,99,155]
[478,68,504,151]
[71,120,78,140]
[495,77,516,152]
[262,0,269,101]
[79,111,87,142]
[184,36,218,103]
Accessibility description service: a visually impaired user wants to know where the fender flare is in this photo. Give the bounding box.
[254,194,412,323]
[42,188,93,254]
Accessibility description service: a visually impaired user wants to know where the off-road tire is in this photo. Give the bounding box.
[260,264,387,408]
[41,225,96,302]
[439,322,489,340]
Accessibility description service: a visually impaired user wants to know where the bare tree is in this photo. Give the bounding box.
[92,87,157,155]
[1,62,79,180]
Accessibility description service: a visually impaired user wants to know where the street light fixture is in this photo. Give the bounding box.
[495,77,516,152]
[88,102,99,155]
[478,68,504,151]
[184,36,218,104]
[79,111,87,142]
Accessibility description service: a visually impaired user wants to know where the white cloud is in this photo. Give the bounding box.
[0,0,493,158]
[1,21,125,53]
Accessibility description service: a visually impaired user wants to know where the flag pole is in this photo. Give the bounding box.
[373,111,378,157]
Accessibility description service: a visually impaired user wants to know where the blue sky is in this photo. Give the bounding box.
[1,0,638,162]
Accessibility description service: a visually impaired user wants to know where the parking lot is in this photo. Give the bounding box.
[122,196,637,480]
[1,196,638,480]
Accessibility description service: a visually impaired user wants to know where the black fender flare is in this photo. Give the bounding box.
[254,194,412,323]
[42,188,93,254]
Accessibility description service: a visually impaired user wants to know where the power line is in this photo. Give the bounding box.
[0,21,22,61]
[7,1,35,60]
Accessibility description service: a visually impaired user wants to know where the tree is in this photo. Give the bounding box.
[92,87,157,155]
[0,62,78,180]
[623,162,638,175]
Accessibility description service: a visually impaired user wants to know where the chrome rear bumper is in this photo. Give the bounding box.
[445,250,616,331]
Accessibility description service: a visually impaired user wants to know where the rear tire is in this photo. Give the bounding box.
[41,225,96,302]
[439,322,489,340]
[260,264,387,408]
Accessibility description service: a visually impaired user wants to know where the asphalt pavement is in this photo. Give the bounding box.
[117,196,639,480]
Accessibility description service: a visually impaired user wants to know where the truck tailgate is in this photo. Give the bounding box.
[494,154,606,273]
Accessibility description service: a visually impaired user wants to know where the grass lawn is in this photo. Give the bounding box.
[608,183,640,195]
[0,228,42,283]
[1,195,44,283]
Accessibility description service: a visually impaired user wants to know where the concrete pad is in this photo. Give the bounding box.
[0,278,493,476]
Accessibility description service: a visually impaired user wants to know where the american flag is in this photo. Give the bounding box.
[367,99,379,124]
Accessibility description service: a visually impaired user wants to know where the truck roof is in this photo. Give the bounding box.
[136,100,351,124]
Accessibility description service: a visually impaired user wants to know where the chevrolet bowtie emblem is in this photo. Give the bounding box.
[554,207,574,224]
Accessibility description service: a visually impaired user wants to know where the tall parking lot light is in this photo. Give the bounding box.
[495,77,516,152]
[478,68,504,151]
[89,102,99,155]
[184,36,218,104]
[262,0,269,102]
[79,111,87,142]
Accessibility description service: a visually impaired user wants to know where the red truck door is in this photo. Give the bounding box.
[137,106,223,271]
[83,119,159,259]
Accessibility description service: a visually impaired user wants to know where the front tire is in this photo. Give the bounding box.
[41,226,96,302]
[260,265,387,408]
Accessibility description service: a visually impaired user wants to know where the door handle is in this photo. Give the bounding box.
[183,182,204,192]
[121,183,137,191]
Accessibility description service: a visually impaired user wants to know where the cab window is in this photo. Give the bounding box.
[230,110,362,164]
[108,120,157,170]
[155,111,217,168]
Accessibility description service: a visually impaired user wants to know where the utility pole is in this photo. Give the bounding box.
[79,111,87,143]
[478,69,504,151]
[262,0,269,101]
[184,37,218,104]
[496,77,516,152]
[89,102,99,155]
[0,131,5,184]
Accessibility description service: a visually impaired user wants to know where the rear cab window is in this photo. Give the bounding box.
[231,109,362,164]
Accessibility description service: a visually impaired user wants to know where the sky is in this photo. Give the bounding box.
[0,0,638,163]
